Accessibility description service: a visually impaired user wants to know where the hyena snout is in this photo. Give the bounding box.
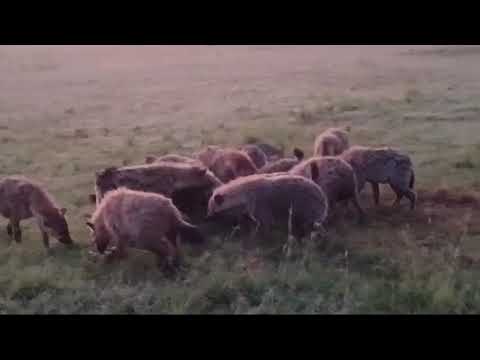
[96,240,108,254]
[59,234,74,245]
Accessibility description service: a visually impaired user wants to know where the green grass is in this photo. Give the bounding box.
[2,87,480,314]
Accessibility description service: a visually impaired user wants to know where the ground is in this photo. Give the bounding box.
[1,45,480,314]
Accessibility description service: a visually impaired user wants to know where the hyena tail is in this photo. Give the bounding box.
[409,169,415,189]
[178,221,205,244]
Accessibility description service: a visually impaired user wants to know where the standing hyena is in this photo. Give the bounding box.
[207,173,328,245]
[0,176,73,249]
[290,157,365,222]
[313,127,350,156]
[340,146,417,210]
[86,188,205,270]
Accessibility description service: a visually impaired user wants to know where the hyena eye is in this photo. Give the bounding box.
[214,194,225,205]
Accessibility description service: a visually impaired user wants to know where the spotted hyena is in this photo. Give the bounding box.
[340,146,416,210]
[290,156,365,222]
[86,187,205,270]
[0,176,73,249]
[207,172,328,245]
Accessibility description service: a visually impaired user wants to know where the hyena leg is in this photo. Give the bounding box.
[11,219,21,243]
[154,239,178,271]
[42,231,50,249]
[292,220,310,244]
[390,184,416,210]
[36,218,50,249]
[324,201,336,226]
[370,182,380,206]
[247,216,261,247]
[165,229,181,266]
[350,195,366,224]
[390,186,404,208]
[390,167,417,210]
[241,214,263,250]
[6,223,12,237]
[404,189,417,210]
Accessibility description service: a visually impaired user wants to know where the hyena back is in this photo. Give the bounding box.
[144,154,200,165]
[257,148,305,174]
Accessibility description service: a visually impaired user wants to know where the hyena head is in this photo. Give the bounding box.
[195,145,222,167]
[207,186,249,219]
[95,167,118,201]
[144,155,156,164]
[86,221,109,254]
[44,208,73,244]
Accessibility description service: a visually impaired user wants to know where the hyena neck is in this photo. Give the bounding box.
[29,188,60,219]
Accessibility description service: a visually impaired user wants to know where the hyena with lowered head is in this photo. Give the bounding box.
[196,147,258,183]
[257,148,305,174]
[313,126,350,157]
[289,157,365,222]
[240,144,268,169]
[207,172,328,244]
[340,146,417,210]
[86,188,204,270]
[0,176,73,249]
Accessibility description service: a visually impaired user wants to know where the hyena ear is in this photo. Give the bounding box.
[310,162,320,182]
[145,155,156,164]
[88,194,97,204]
[293,148,305,161]
[86,222,95,232]
[59,208,67,216]
[104,167,117,175]
[214,194,225,206]
[97,167,117,178]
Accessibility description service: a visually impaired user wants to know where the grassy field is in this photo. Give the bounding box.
[1,45,480,314]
